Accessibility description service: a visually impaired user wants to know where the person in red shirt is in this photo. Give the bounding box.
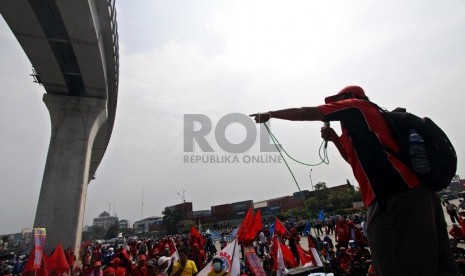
[334,217,349,248]
[335,246,352,272]
[347,220,367,248]
[286,228,301,266]
[189,243,206,271]
[109,258,126,276]
[251,85,459,275]
[90,261,103,276]
[133,255,148,276]
[65,247,76,272]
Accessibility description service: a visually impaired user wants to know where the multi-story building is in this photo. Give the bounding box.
[133,216,163,233]
[92,211,118,230]
[119,219,130,229]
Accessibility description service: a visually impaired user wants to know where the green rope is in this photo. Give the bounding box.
[262,122,329,270]
[263,123,329,166]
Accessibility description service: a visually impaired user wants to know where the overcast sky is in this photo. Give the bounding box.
[1,0,465,235]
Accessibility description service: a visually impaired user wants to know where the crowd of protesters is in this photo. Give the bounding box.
[254,213,373,276]
[74,233,217,276]
[3,202,465,276]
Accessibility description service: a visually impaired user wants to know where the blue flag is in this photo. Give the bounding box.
[269,223,275,237]
[318,209,326,222]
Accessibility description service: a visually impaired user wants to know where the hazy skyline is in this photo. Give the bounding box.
[1,0,465,234]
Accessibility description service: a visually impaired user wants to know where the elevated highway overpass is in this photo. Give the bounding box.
[0,0,119,254]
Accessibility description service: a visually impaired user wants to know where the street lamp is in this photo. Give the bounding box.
[177,190,186,203]
[309,169,314,191]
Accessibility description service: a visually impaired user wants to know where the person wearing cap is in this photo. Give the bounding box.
[251,85,459,275]
[133,254,148,276]
[345,240,358,258]
[90,261,103,276]
[108,257,126,276]
[150,248,161,260]
[207,256,229,276]
[285,227,300,265]
[156,256,171,276]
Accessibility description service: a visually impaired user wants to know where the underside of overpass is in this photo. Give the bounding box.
[0,0,119,255]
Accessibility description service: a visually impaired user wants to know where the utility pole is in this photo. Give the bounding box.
[309,169,314,191]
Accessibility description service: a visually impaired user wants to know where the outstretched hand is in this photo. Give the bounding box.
[250,112,271,123]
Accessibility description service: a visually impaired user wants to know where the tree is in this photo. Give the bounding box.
[314,182,327,191]
[177,219,196,234]
[106,224,120,240]
[302,184,364,217]
[162,208,183,235]
[84,225,106,240]
[1,235,8,249]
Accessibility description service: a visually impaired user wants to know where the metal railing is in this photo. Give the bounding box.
[106,0,119,91]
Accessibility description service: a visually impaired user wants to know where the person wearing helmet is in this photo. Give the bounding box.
[207,256,229,276]
[251,86,459,275]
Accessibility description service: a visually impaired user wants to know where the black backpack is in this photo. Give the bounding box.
[377,106,457,191]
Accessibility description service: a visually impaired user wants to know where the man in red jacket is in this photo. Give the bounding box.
[251,85,459,275]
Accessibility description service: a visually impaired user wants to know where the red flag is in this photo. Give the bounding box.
[190,226,205,247]
[296,244,315,267]
[270,237,297,269]
[253,210,263,234]
[22,249,54,276]
[274,217,287,236]
[278,238,298,268]
[242,209,263,242]
[49,243,70,274]
[237,208,254,244]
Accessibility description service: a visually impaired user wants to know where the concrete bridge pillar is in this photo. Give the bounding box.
[33,93,107,256]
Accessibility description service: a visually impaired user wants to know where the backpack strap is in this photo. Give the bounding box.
[371,103,410,164]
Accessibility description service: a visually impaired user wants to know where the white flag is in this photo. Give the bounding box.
[197,238,240,276]
[276,239,288,276]
[170,240,180,265]
[309,247,323,267]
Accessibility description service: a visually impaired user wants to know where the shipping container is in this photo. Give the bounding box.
[231,200,253,212]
